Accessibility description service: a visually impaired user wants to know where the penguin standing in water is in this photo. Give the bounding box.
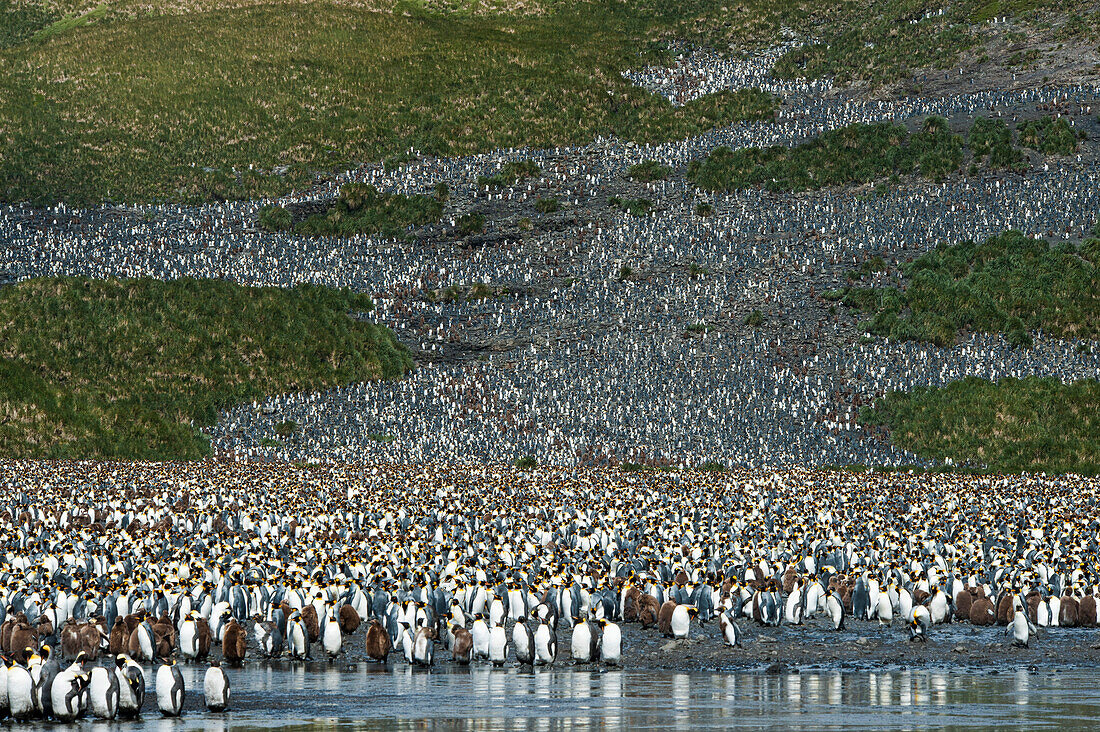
[488,622,508,666]
[534,618,556,666]
[50,666,87,722]
[204,661,230,712]
[364,619,392,663]
[512,617,534,665]
[570,618,598,663]
[156,661,185,717]
[287,611,309,660]
[36,644,60,719]
[826,591,846,630]
[598,619,621,666]
[411,626,434,667]
[323,605,342,660]
[451,625,473,665]
[88,665,120,720]
[1008,606,1036,648]
[719,610,742,647]
[7,657,36,720]
[470,615,491,660]
[908,618,927,643]
[115,655,145,719]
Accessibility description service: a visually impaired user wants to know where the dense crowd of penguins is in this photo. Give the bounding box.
[0,461,1098,722]
[0,49,1098,470]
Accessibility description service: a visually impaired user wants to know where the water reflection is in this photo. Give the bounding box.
[84,665,1100,730]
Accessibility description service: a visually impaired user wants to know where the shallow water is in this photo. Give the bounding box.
[36,664,1100,730]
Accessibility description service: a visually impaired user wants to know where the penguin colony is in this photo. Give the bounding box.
[2,50,1098,471]
[0,459,1095,721]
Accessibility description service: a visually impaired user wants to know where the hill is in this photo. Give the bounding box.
[0,277,411,459]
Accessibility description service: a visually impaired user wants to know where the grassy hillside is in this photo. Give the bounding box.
[862,376,1099,475]
[826,231,1100,347]
[0,1,775,205]
[0,278,412,459]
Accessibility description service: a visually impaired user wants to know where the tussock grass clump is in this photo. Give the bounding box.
[967,117,1025,171]
[1018,116,1079,156]
[455,212,485,236]
[825,231,1100,347]
[297,183,442,238]
[0,277,411,459]
[478,160,541,189]
[862,376,1100,475]
[534,197,559,213]
[257,204,293,232]
[627,160,671,182]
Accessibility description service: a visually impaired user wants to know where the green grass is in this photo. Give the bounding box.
[0,277,411,459]
[689,114,1080,193]
[861,376,1100,475]
[0,0,776,206]
[627,160,671,182]
[689,117,963,193]
[534,197,560,213]
[29,4,106,42]
[608,196,652,216]
[826,231,1100,347]
[295,183,442,237]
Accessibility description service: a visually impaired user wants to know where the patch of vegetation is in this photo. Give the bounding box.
[744,309,765,327]
[700,460,726,472]
[455,212,486,236]
[259,437,280,448]
[627,160,671,182]
[689,117,963,193]
[274,420,298,437]
[608,196,652,216]
[617,265,634,281]
[862,376,1100,475]
[477,160,541,189]
[0,0,55,50]
[29,4,106,43]
[846,255,888,282]
[297,183,442,238]
[688,262,709,277]
[1018,116,1079,156]
[684,322,716,334]
[257,204,293,233]
[619,461,645,472]
[825,230,1100,347]
[0,277,412,459]
[693,202,713,217]
[534,197,560,213]
[368,432,395,443]
[967,117,1025,171]
[434,181,450,201]
[514,455,538,469]
[0,1,777,205]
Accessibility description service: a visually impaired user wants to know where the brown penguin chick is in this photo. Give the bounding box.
[78,621,102,661]
[0,617,13,654]
[1059,594,1079,627]
[123,613,143,635]
[782,567,797,594]
[953,587,973,621]
[338,604,360,635]
[60,619,82,659]
[637,594,660,629]
[622,591,639,623]
[195,617,212,659]
[364,620,392,662]
[657,601,677,637]
[673,570,689,587]
[36,616,54,638]
[301,604,320,644]
[1078,594,1097,627]
[9,623,37,657]
[970,597,996,626]
[451,626,472,665]
[995,592,1015,625]
[108,618,127,655]
[911,588,929,607]
[154,612,177,648]
[1025,593,1041,622]
[222,620,247,666]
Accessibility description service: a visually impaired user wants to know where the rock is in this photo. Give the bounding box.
[856,637,871,646]
[764,662,786,674]
[757,635,777,644]
[953,645,968,653]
